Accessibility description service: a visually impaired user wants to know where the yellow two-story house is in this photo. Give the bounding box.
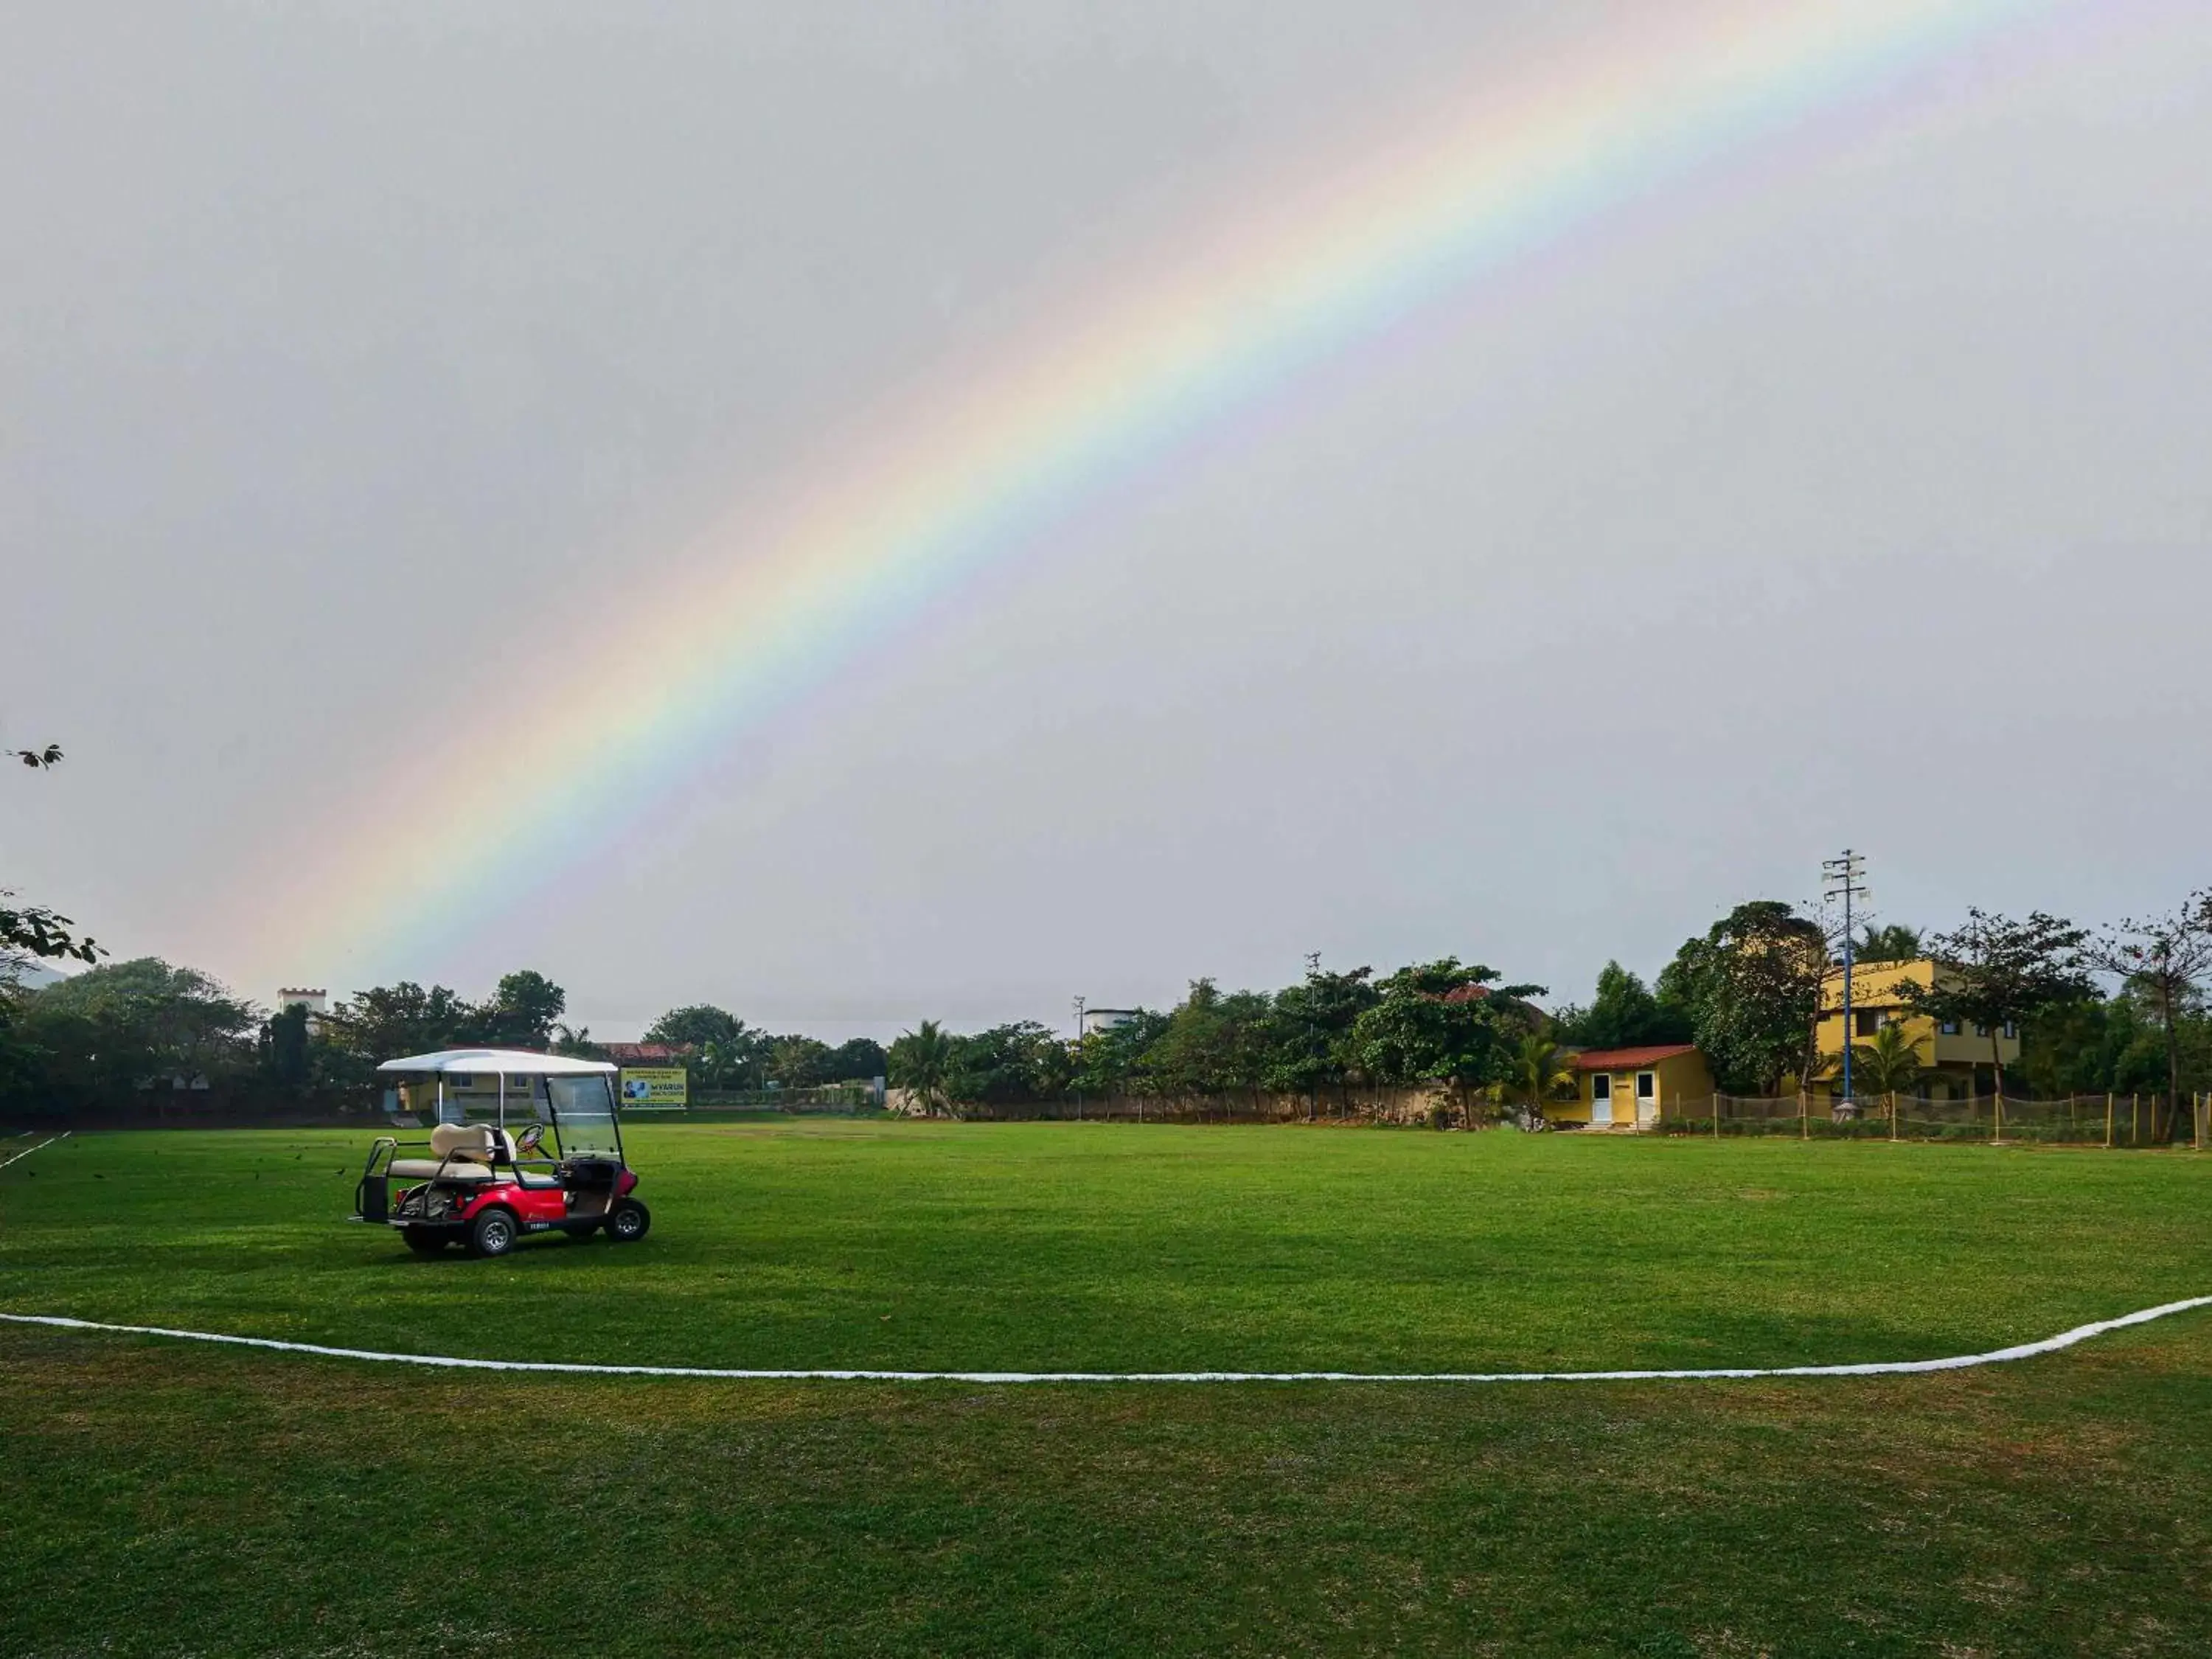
[1813,958,2019,1098]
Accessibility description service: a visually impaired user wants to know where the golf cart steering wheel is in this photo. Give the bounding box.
[513,1122,548,1158]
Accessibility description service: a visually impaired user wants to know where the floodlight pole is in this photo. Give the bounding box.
[1823,850,1871,1107]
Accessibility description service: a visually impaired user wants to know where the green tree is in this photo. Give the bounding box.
[1897,909,2095,1107]
[23,958,259,1105]
[1069,1009,1171,1101]
[2083,897,2212,1141]
[3,740,100,967]
[644,1004,750,1049]
[2015,991,2195,1100]
[483,970,566,1049]
[259,1003,312,1092]
[552,1023,608,1060]
[1491,1032,1576,1126]
[643,1004,769,1088]
[1,742,104,1099]
[9,742,65,771]
[2017,998,2115,1098]
[1657,902,1833,1094]
[944,1022,1068,1110]
[768,1034,835,1088]
[1263,966,1378,1108]
[1853,922,1924,964]
[1845,1021,1924,1097]
[1144,981,1276,1100]
[825,1037,888,1082]
[1553,961,1691,1048]
[1,892,101,967]
[322,981,481,1062]
[888,1019,955,1116]
[1351,960,1545,1115]
[696,1035,765,1091]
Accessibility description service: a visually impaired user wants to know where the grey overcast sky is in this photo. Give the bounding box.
[7,2,2211,1040]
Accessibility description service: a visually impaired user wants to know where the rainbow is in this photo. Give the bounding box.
[239,0,2076,982]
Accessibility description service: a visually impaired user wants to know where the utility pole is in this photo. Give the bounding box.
[1071,996,1086,1121]
[1822,850,1870,1107]
[1303,953,1322,1122]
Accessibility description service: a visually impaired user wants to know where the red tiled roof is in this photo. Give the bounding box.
[602,1043,692,1063]
[1571,1044,1699,1071]
[1438,984,1545,1017]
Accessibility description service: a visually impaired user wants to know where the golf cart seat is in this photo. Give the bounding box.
[388,1159,499,1182]
[389,1124,502,1183]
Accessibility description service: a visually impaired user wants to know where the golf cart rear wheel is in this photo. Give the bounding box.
[467,1208,519,1259]
[607,1199,651,1243]
[403,1228,448,1255]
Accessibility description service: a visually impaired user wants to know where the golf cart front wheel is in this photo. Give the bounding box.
[467,1208,519,1259]
[607,1199,651,1243]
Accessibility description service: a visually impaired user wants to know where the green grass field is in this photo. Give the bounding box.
[4,1123,2211,1655]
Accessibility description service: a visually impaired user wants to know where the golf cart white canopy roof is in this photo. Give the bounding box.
[375,1048,619,1078]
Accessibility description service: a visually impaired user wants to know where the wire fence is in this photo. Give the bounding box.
[904,1088,1468,1126]
[685,1084,884,1116]
[1656,1091,2212,1147]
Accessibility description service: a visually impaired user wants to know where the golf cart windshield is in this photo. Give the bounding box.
[549,1074,622,1160]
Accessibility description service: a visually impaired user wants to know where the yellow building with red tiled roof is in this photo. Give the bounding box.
[1554,1044,1714,1128]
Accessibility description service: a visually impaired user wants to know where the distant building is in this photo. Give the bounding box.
[1815,958,2020,1098]
[1079,1008,1139,1037]
[1558,1045,1714,1130]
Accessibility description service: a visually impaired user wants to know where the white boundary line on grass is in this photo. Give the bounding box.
[3,1295,2208,1384]
[0,1132,67,1172]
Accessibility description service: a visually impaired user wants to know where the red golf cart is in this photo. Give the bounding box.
[353,1049,650,1258]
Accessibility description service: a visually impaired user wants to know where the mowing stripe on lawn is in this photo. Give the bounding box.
[4,1297,2208,1384]
[0,1133,67,1173]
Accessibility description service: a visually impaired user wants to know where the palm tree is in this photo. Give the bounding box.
[551,1023,606,1060]
[1854,923,1924,964]
[888,1019,955,1118]
[1847,1021,1925,1098]
[1491,1032,1576,1128]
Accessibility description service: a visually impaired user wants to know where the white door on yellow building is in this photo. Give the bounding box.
[1590,1073,1613,1126]
[1635,1071,1658,1127]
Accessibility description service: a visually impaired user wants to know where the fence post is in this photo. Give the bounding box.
[1993,1089,2003,1147]
[1714,1093,1721,1141]
[1889,1090,1899,1143]
[2132,1093,2140,1147]
[1801,1088,1809,1141]
[2105,1091,2114,1150]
